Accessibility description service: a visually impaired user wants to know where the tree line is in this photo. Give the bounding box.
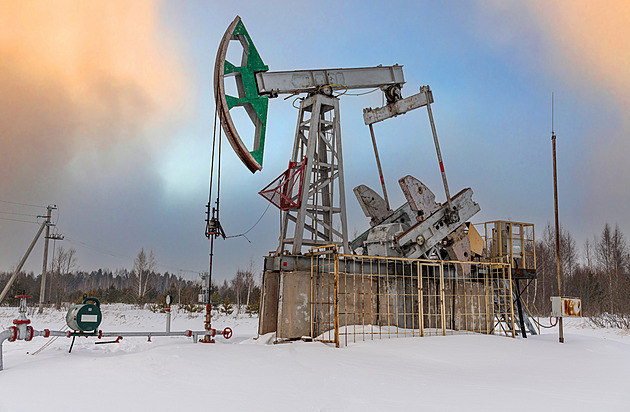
[0,247,261,312]
[3,222,628,323]
[532,222,630,324]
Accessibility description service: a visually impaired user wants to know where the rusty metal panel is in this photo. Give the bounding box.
[563,298,582,317]
[551,296,582,317]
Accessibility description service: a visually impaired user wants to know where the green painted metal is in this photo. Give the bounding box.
[224,19,269,168]
[66,296,102,332]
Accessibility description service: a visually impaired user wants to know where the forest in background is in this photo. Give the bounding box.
[531,222,629,326]
[0,247,261,314]
[1,222,629,326]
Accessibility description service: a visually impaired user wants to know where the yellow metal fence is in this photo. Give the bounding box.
[310,246,516,347]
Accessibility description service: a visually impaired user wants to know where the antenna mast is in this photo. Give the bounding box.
[551,92,564,343]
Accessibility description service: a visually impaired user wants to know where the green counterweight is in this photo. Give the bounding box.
[215,16,269,172]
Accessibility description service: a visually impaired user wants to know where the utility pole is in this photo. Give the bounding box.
[551,94,564,343]
[38,205,56,313]
[0,220,47,304]
[47,232,64,307]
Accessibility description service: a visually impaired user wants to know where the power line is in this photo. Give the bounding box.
[155,263,199,275]
[0,199,46,208]
[0,211,40,217]
[63,236,200,275]
[0,216,40,225]
[64,237,134,261]
[226,202,271,242]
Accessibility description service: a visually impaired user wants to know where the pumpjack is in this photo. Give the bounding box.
[210,16,538,340]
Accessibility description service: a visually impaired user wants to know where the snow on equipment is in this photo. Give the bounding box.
[0,294,232,371]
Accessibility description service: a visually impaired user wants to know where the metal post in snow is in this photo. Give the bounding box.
[38,206,53,313]
[552,132,564,343]
[551,93,564,343]
[0,220,47,305]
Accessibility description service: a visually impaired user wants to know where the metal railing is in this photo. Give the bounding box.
[310,246,516,347]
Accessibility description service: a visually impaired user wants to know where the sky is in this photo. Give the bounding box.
[1,0,629,283]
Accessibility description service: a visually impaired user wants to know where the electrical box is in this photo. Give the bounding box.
[551,296,582,317]
[66,296,102,332]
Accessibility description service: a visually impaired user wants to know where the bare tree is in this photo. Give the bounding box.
[231,271,245,314]
[560,229,578,282]
[52,246,77,275]
[596,224,629,313]
[584,238,595,270]
[133,248,156,297]
[231,264,256,315]
[534,224,555,312]
[49,246,77,307]
[244,259,256,308]
[534,223,579,312]
[597,224,614,312]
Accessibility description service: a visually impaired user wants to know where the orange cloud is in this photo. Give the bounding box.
[525,0,630,107]
[0,0,187,194]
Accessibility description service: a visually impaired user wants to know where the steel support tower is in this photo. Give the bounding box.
[278,94,349,254]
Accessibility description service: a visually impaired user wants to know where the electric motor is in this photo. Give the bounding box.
[66,296,102,332]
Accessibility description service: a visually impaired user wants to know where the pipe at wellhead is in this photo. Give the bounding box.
[0,329,14,371]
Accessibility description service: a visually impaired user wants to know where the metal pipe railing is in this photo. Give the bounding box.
[1,327,233,371]
[1,295,232,371]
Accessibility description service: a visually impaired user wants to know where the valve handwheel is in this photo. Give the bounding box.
[222,327,232,339]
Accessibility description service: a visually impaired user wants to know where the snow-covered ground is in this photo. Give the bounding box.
[1,304,629,411]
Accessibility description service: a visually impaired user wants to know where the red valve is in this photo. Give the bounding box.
[25,326,34,341]
[14,295,32,299]
[13,319,31,325]
[8,326,18,342]
[222,327,232,339]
